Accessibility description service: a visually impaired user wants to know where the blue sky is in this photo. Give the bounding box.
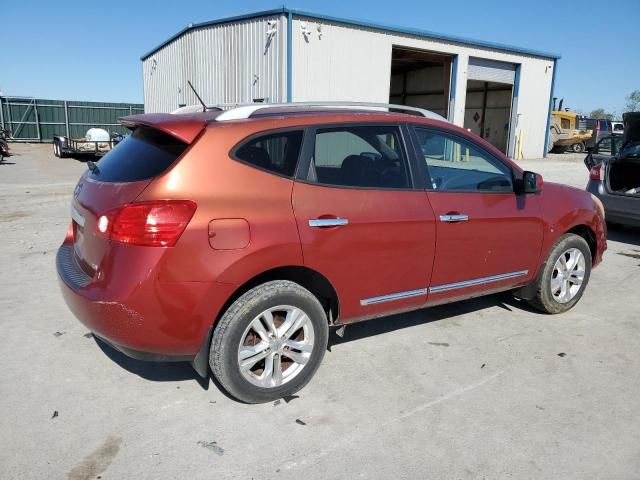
[3,0,638,116]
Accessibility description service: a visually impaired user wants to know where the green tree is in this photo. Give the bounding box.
[626,90,640,112]
[589,108,614,120]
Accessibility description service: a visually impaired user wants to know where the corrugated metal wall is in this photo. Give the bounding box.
[143,14,286,113]
[290,16,554,159]
[0,97,144,142]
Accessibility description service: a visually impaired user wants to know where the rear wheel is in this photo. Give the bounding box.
[527,234,592,314]
[571,142,585,153]
[53,141,60,157]
[210,280,329,403]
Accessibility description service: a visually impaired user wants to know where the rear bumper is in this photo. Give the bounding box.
[56,241,235,359]
[587,180,640,227]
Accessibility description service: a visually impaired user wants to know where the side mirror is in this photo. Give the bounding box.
[521,171,543,194]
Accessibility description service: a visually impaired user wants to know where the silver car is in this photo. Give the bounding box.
[585,112,640,227]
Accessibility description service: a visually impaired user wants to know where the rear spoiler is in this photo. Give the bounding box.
[119,111,221,144]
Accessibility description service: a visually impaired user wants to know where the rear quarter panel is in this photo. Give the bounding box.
[137,123,305,285]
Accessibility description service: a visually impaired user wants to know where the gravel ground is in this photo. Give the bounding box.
[1,144,639,480]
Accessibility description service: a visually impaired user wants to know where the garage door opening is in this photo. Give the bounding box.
[464,80,514,154]
[389,47,453,119]
[463,58,517,155]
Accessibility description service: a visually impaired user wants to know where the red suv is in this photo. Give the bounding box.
[57,104,606,403]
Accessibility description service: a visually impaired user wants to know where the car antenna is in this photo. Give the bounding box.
[187,80,207,112]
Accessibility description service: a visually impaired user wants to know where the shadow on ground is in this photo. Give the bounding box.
[94,336,208,388]
[329,292,535,346]
[608,225,640,247]
[93,291,536,391]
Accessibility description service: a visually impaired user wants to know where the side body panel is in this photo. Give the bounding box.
[292,182,436,322]
[425,191,544,304]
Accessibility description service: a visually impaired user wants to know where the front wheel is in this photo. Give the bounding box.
[210,280,329,403]
[571,142,585,153]
[527,234,592,314]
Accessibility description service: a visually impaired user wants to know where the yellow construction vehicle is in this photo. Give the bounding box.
[547,98,593,153]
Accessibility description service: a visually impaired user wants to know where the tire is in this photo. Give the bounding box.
[547,130,557,153]
[53,141,60,157]
[527,234,592,314]
[210,280,329,403]
[571,142,585,153]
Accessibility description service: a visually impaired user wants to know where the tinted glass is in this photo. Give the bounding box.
[596,137,612,154]
[235,130,303,177]
[415,127,513,192]
[308,125,409,189]
[90,127,187,183]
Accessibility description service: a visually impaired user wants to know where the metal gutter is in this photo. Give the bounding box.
[543,59,558,158]
[140,6,561,62]
[448,55,458,121]
[287,11,293,102]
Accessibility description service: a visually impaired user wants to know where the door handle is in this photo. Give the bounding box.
[309,218,349,228]
[439,214,469,223]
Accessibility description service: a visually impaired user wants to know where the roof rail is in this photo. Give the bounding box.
[171,102,448,122]
[215,102,448,122]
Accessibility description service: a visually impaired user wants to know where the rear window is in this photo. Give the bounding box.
[234,130,303,177]
[89,127,187,182]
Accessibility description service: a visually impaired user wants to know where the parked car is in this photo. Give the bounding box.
[57,103,607,403]
[585,112,640,227]
[583,118,613,150]
[612,121,624,135]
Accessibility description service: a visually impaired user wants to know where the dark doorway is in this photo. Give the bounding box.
[389,47,453,119]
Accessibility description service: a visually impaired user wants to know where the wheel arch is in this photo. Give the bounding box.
[216,266,340,328]
[566,224,597,262]
[193,266,339,378]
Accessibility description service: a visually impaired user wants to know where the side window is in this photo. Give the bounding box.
[234,130,303,177]
[612,135,624,155]
[560,118,571,130]
[414,127,513,193]
[596,137,612,155]
[307,125,410,189]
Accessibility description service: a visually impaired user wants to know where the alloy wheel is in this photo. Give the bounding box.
[237,305,315,388]
[550,248,586,303]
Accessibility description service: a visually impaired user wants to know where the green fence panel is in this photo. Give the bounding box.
[0,96,144,142]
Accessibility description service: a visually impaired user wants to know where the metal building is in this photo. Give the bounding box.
[141,7,560,159]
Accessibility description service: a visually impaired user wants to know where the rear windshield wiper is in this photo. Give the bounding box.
[87,160,100,175]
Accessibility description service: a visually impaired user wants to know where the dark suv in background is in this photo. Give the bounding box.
[582,118,613,150]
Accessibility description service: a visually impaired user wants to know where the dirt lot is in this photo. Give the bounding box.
[1,145,639,479]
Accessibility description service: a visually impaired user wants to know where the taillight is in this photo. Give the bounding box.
[589,165,603,181]
[96,200,196,247]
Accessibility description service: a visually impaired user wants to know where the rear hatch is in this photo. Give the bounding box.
[605,112,640,196]
[70,122,197,278]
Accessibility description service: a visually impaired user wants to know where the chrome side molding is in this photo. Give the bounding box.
[360,288,427,306]
[429,270,528,294]
[309,218,349,228]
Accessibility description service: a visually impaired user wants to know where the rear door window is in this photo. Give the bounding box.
[306,125,410,189]
[234,130,303,177]
[90,127,187,182]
